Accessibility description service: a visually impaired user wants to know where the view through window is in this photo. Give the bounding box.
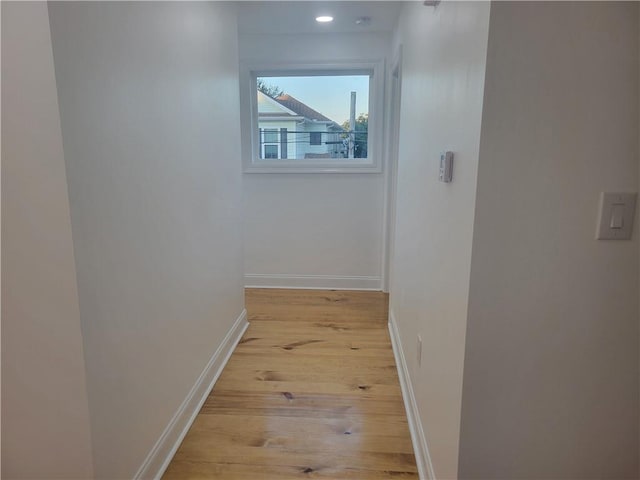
[256,75,370,161]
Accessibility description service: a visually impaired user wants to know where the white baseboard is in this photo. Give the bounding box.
[388,309,435,480]
[134,309,249,480]
[244,274,381,291]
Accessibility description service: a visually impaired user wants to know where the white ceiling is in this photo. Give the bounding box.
[237,1,405,35]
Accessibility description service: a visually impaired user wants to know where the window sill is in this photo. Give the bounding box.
[243,159,381,174]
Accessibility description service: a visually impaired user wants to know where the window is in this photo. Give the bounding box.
[264,145,278,159]
[264,129,278,143]
[309,132,322,146]
[240,60,384,173]
[260,129,280,159]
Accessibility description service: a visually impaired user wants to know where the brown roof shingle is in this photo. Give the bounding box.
[274,94,334,123]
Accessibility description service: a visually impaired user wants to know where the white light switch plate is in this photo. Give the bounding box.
[596,192,637,240]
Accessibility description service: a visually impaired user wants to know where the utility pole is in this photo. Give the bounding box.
[349,91,356,159]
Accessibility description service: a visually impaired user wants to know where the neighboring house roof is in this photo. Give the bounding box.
[257,90,344,131]
[274,94,333,123]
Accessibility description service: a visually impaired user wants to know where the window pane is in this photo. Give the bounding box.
[264,129,278,143]
[257,74,369,160]
[264,145,278,159]
[310,132,322,146]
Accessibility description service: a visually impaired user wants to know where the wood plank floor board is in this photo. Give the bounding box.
[174,414,415,454]
[233,346,396,359]
[164,461,418,480]
[223,352,398,369]
[216,365,401,387]
[245,323,391,337]
[163,289,417,479]
[200,391,407,417]
[211,379,405,398]
[165,449,417,476]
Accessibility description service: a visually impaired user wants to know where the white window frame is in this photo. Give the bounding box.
[240,60,385,174]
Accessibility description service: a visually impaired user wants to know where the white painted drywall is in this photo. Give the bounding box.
[459,2,639,478]
[48,2,244,478]
[1,2,94,477]
[388,2,491,478]
[240,32,391,289]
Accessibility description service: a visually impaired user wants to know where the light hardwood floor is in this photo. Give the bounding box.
[163,288,418,479]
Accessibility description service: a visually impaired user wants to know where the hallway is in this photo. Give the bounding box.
[5,2,640,478]
[163,289,417,478]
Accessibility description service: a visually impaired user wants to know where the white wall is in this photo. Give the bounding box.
[1,2,94,477]
[389,2,491,478]
[48,2,244,478]
[240,33,391,290]
[459,2,639,478]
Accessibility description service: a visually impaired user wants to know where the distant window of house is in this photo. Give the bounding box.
[261,129,279,159]
[264,145,278,159]
[264,129,278,144]
[241,61,383,173]
[310,132,322,146]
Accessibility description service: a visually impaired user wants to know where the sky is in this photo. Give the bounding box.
[258,75,369,125]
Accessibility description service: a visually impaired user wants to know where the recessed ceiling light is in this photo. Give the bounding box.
[315,15,334,23]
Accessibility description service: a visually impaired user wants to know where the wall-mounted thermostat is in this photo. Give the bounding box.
[439,151,454,183]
